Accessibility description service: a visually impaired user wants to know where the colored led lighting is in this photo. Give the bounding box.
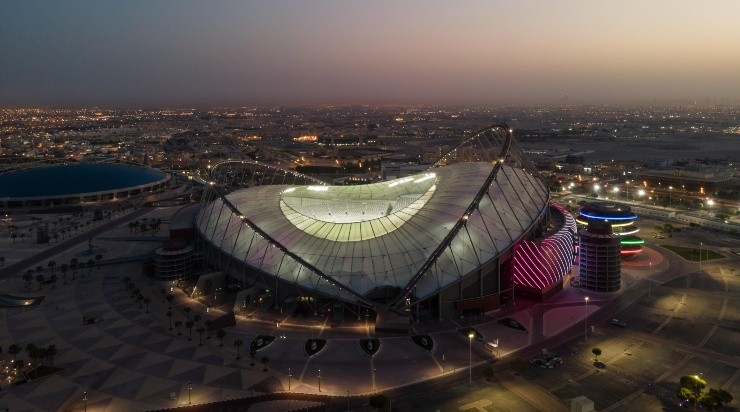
[621,248,642,255]
[617,228,640,236]
[610,221,634,228]
[579,211,636,221]
[620,239,644,245]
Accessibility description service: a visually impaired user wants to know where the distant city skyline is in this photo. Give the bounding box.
[2,1,740,107]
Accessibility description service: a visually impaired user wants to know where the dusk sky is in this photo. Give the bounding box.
[2,1,740,107]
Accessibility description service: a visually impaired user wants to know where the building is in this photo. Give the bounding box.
[578,220,621,292]
[195,125,573,322]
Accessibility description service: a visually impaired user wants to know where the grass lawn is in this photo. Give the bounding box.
[660,244,724,261]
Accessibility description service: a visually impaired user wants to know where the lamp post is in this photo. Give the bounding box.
[288,368,292,391]
[699,242,702,271]
[584,297,589,342]
[468,332,475,386]
[188,380,192,404]
[83,390,88,412]
[318,369,322,393]
[692,373,703,411]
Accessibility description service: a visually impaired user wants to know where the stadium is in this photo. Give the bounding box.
[0,160,170,209]
[196,125,575,323]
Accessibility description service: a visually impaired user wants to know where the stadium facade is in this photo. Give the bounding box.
[196,125,575,321]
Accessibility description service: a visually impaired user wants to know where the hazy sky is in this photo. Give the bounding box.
[2,1,740,107]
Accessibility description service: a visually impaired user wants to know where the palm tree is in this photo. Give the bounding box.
[0,256,5,266]
[95,254,103,270]
[261,356,269,372]
[87,258,94,274]
[70,257,78,279]
[193,314,202,328]
[196,327,205,346]
[53,233,59,243]
[8,344,21,361]
[137,294,144,309]
[47,260,56,275]
[185,320,195,341]
[143,297,151,313]
[184,307,192,321]
[47,344,57,369]
[36,274,45,290]
[166,294,174,309]
[49,274,57,289]
[60,263,69,284]
[234,339,243,359]
[167,310,173,329]
[25,343,37,364]
[23,270,33,289]
[216,329,226,347]
[175,320,183,335]
[204,320,213,338]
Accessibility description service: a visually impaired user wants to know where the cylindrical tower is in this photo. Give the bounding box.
[578,220,621,292]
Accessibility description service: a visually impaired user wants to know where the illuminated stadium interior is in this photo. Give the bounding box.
[196,125,574,320]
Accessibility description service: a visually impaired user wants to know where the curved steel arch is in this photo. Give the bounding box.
[207,159,327,187]
[392,124,513,306]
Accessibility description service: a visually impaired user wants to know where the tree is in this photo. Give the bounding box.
[185,320,195,341]
[700,388,733,410]
[184,306,192,321]
[60,263,69,284]
[53,233,59,243]
[0,256,5,266]
[95,254,103,270]
[196,327,205,346]
[49,274,57,289]
[47,344,57,369]
[167,310,173,329]
[47,260,56,275]
[143,297,151,313]
[70,257,78,279]
[261,356,269,372]
[678,375,707,407]
[26,343,37,365]
[216,329,226,347]
[166,293,174,308]
[8,344,21,361]
[36,274,45,290]
[23,270,33,289]
[175,320,183,336]
[193,314,202,328]
[87,258,94,274]
[234,339,243,359]
[592,347,602,362]
[369,394,389,411]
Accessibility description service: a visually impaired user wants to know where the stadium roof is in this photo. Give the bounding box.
[196,125,549,305]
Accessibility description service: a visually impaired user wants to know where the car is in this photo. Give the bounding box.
[611,318,627,327]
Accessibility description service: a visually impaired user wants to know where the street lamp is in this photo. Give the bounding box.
[83,390,88,412]
[318,369,322,392]
[288,368,292,391]
[188,380,192,404]
[584,297,589,342]
[468,332,475,386]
